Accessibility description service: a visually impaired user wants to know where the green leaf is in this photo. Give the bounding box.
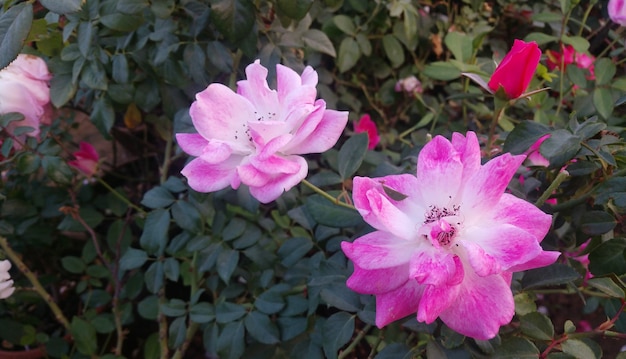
[531,12,564,23]
[276,0,313,20]
[303,29,336,57]
[91,315,115,334]
[209,0,255,42]
[444,32,472,62]
[42,156,73,185]
[138,295,159,320]
[171,201,202,233]
[144,261,164,293]
[100,13,144,32]
[91,96,114,138]
[422,61,461,81]
[520,312,554,340]
[168,316,186,349]
[217,320,245,359]
[163,257,179,281]
[139,209,170,255]
[16,152,40,174]
[190,302,214,323]
[77,21,92,56]
[337,37,360,73]
[524,32,558,46]
[141,186,175,209]
[278,237,313,267]
[587,277,625,298]
[589,238,626,276]
[112,54,129,83]
[580,211,617,235]
[0,3,33,70]
[254,290,285,315]
[593,87,614,119]
[117,0,149,14]
[382,34,404,68]
[338,133,368,180]
[216,248,239,282]
[540,129,581,167]
[277,317,307,341]
[322,312,354,359]
[492,337,538,358]
[561,35,589,52]
[561,339,597,359]
[119,248,148,271]
[514,292,537,316]
[71,317,97,355]
[161,298,187,317]
[332,15,355,36]
[50,74,77,107]
[62,256,86,274]
[521,263,580,289]
[40,0,83,14]
[143,333,161,359]
[355,33,371,56]
[305,195,363,228]
[244,311,280,344]
[215,302,247,323]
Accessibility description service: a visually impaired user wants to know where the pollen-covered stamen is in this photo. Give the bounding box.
[429,218,457,247]
[424,204,460,224]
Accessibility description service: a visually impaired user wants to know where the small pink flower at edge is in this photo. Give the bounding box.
[69,142,100,177]
[354,114,380,150]
[488,40,541,99]
[176,60,348,203]
[0,260,15,299]
[608,0,626,26]
[524,134,550,167]
[341,131,559,340]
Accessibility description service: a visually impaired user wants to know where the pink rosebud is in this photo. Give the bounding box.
[354,114,380,150]
[609,0,626,26]
[0,260,15,300]
[341,132,559,340]
[176,60,348,203]
[69,142,100,177]
[394,76,423,94]
[488,40,541,99]
[524,134,550,167]
[0,54,51,147]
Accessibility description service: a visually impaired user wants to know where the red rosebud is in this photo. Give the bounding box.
[68,142,100,177]
[354,114,380,150]
[488,40,541,99]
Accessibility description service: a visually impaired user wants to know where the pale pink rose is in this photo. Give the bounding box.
[176,60,348,203]
[394,76,423,94]
[609,0,626,26]
[0,260,15,299]
[354,114,380,150]
[524,134,550,167]
[0,54,51,145]
[341,132,559,339]
[68,142,100,177]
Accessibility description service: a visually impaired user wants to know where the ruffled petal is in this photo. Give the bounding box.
[417,283,461,324]
[283,101,348,154]
[492,193,552,241]
[439,271,514,340]
[351,176,420,240]
[346,263,410,294]
[190,83,256,151]
[375,280,423,328]
[245,155,308,203]
[181,156,242,193]
[462,223,542,272]
[460,153,526,215]
[341,231,415,270]
[508,251,561,272]
[176,133,208,156]
[237,60,280,120]
[461,241,501,277]
[451,131,481,181]
[416,136,464,206]
[409,249,464,286]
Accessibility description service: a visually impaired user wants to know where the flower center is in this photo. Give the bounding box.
[422,204,461,248]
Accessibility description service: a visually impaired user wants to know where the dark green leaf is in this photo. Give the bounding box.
[190,302,214,323]
[100,14,144,32]
[16,152,40,174]
[595,58,616,86]
[322,312,354,359]
[141,186,175,209]
[521,263,580,289]
[209,0,255,42]
[144,261,164,293]
[70,317,97,355]
[580,211,617,235]
[561,339,597,359]
[42,156,73,185]
[91,96,114,138]
[305,195,362,228]
[444,32,472,62]
[338,133,368,180]
[138,295,159,320]
[77,21,92,56]
[216,248,239,282]
[376,343,413,359]
[117,0,149,14]
[540,129,581,167]
[139,209,170,255]
[215,301,247,323]
[112,54,129,83]
[277,317,307,341]
[589,238,626,276]
[492,337,539,358]
[278,237,313,267]
[217,320,245,359]
[303,29,336,57]
[276,0,313,20]
[333,15,356,35]
[0,3,33,70]
[244,311,280,344]
[593,87,614,119]
[62,256,86,274]
[520,312,554,340]
[255,290,285,315]
[171,201,202,233]
[587,277,625,298]
[422,61,461,81]
[337,37,360,73]
[163,257,180,281]
[50,74,77,107]
[168,316,186,349]
[40,0,83,14]
[382,34,404,68]
[161,298,187,317]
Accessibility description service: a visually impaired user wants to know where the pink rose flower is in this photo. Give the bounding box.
[524,134,550,167]
[546,45,595,80]
[394,76,423,95]
[176,60,348,203]
[0,260,15,299]
[354,114,380,150]
[488,40,541,99]
[0,54,51,146]
[341,132,559,339]
[609,0,626,26]
[68,142,100,178]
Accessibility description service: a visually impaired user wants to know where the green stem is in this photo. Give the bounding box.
[158,287,169,359]
[487,102,506,156]
[301,179,356,211]
[338,323,371,359]
[551,168,626,212]
[160,133,173,185]
[96,177,145,214]
[0,236,71,331]
[535,170,570,207]
[229,50,243,90]
[172,252,200,359]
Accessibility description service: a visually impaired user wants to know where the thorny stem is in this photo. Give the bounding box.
[160,133,174,185]
[487,103,506,156]
[367,328,385,359]
[0,236,71,331]
[158,287,170,359]
[301,179,356,211]
[172,252,200,359]
[539,300,626,358]
[535,170,570,207]
[338,323,372,359]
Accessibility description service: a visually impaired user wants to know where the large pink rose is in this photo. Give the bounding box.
[0,54,52,144]
[488,40,541,99]
[341,132,559,340]
[176,60,348,203]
